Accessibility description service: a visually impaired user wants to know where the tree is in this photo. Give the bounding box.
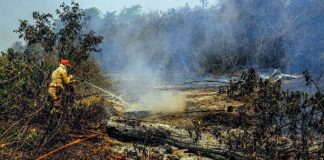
[15,2,103,66]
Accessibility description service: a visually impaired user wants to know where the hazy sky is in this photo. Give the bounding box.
[0,0,209,51]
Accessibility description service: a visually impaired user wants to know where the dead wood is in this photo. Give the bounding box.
[35,134,100,160]
[184,109,225,114]
[0,71,22,87]
[107,116,323,159]
[107,116,246,159]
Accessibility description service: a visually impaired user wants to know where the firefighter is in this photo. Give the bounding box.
[48,59,75,111]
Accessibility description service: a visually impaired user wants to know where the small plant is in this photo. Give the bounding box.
[228,68,259,99]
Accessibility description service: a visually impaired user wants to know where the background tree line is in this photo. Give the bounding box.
[79,0,323,75]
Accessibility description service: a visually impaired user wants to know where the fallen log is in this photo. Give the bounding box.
[107,116,324,159]
[106,116,247,159]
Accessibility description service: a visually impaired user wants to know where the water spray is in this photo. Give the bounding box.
[75,78,129,107]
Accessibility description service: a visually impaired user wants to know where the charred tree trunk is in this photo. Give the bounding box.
[106,116,248,159]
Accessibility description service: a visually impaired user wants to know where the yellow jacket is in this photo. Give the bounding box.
[49,64,72,88]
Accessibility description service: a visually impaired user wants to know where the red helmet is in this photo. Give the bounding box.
[60,59,72,67]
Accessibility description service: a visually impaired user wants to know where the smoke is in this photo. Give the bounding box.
[79,0,324,112]
[98,32,187,113]
[113,50,186,113]
[127,91,186,113]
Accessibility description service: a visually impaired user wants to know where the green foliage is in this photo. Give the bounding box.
[0,3,108,159]
[15,13,55,52]
[0,48,55,118]
[56,2,103,64]
[228,68,259,99]
[1,2,109,119]
[225,68,324,158]
[15,2,103,67]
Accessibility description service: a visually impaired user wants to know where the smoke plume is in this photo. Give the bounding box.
[79,0,324,112]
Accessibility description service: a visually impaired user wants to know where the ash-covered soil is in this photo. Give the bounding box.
[110,86,246,159]
[139,87,244,128]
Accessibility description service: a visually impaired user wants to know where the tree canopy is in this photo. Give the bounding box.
[15,2,103,65]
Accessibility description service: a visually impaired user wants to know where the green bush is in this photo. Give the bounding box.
[0,3,109,159]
